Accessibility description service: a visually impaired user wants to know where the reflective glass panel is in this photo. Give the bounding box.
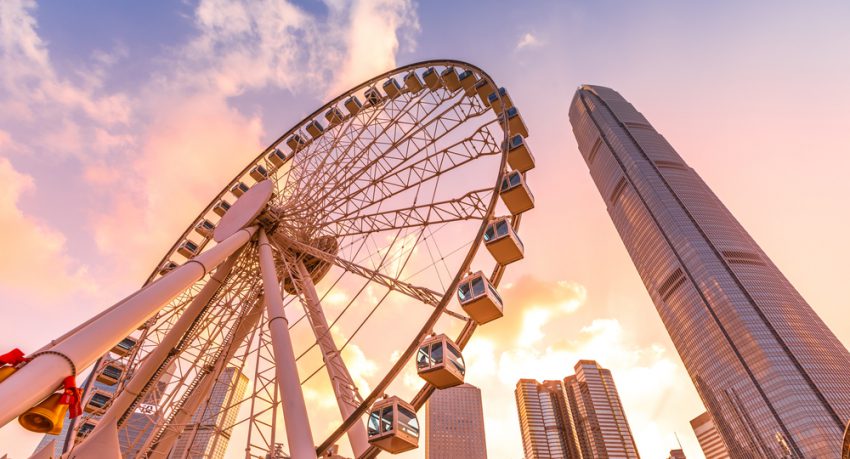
[368,410,381,436]
[471,277,485,297]
[416,346,430,369]
[381,407,394,433]
[398,407,420,437]
[431,342,443,365]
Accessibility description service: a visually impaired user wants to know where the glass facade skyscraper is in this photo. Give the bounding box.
[570,85,850,457]
[425,383,487,459]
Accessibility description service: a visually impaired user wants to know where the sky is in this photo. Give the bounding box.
[1,0,850,458]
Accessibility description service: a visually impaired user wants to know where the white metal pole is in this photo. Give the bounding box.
[257,230,317,459]
[294,259,370,456]
[0,226,257,429]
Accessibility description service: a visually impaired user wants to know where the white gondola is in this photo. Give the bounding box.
[457,271,504,324]
[212,200,231,217]
[95,362,124,386]
[474,79,494,106]
[383,78,402,99]
[177,240,199,258]
[364,87,382,106]
[344,96,363,115]
[367,396,420,454]
[286,133,306,152]
[250,164,269,181]
[504,106,529,138]
[231,181,250,197]
[507,134,535,172]
[306,120,324,139]
[404,71,424,93]
[488,87,513,115]
[422,67,441,90]
[110,336,137,357]
[158,260,177,276]
[440,67,461,92]
[194,219,215,238]
[76,419,98,441]
[458,70,476,94]
[416,334,465,389]
[483,216,524,265]
[325,107,345,127]
[84,389,112,415]
[500,170,535,215]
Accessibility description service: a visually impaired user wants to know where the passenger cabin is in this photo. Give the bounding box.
[286,133,306,152]
[213,200,231,217]
[158,261,178,276]
[488,87,513,115]
[422,67,441,90]
[267,148,287,168]
[306,120,324,139]
[500,171,535,215]
[440,67,461,92]
[231,181,250,197]
[457,271,504,324]
[458,70,477,94]
[96,362,124,386]
[364,87,382,106]
[367,396,420,454]
[474,79,494,106]
[325,107,345,127]
[504,107,529,138]
[507,135,535,172]
[110,337,137,357]
[76,419,98,441]
[344,96,363,115]
[250,165,269,181]
[177,240,200,258]
[416,334,465,389]
[483,216,524,265]
[195,219,215,238]
[383,78,402,99]
[84,389,112,415]
[404,71,424,93]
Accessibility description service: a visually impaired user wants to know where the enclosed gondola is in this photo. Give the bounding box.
[95,362,124,386]
[504,107,528,138]
[325,107,345,127]
[344,95,363,115]
[158,260,177,276]
[286,133,306,151]
[423,67,441,90]
[110,336,137,357]
[383,78,402,99]
[76,418,98,441]
[457,271,504,324]
[404,71,423,93]
[84,389,112,415]
[488,87,513,115]
[230,181,250,197]
[267,148,287,168]
[474,79,494,106]
[507,134,535,172]
[177,240,199,258]
[194,219,215,238]
[416,334,465,389]
[250,164,269,181]
[440,67,461,92]
[458,70,476,94]
[483,216,524,265]
[212,200,231,217]
[367,396,420,454]
[364,87,382,106]
[500,170,535,215]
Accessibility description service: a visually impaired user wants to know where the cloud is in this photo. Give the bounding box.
[515,32,543,51]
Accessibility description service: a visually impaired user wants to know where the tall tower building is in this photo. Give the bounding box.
[565,360,639,459]
[169,367,249,459]
[515,379,580,459]
[690,412,729,459]
[569,85,850,457]
[667,449,686,459]
[425,383,487,459]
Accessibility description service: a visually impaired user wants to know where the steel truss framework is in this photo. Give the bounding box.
[9,60,532,459]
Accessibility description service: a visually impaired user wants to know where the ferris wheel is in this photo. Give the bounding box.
[0,59,536,459]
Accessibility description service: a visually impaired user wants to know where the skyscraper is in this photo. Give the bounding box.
[690,412,729,459]
[169,367,248,459]
[667,449,686,459]
[565,360,639,459]
[570,85,850,457]
[515,379,579,459]
[425,383,487,459]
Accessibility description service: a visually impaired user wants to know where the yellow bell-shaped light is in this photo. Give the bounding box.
[0,366,16,383]
[19,393,68,435]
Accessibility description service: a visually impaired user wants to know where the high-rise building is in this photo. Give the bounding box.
[569,85,850,457]
[169,367,249,459]
[690,412,729,459]
[425,383,487,459]
[515,361,638,459]
[667,448,686,459]
[515,379,579,459]
[565,360,639,459]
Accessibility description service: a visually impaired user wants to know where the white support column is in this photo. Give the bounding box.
[0,226,257,430]
[294,260,369,456]
[258,230,317,459]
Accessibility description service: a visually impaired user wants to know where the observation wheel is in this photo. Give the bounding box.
[1,60,537,459]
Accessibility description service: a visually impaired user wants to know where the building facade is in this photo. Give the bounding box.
[169,367,249,459]
[515,361,638,459]
[667,449,686,459]
[569,85,850,457]
[425,383,487,459]
[690,412,729,459]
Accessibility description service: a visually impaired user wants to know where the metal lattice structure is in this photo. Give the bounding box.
[3,60,536,459]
